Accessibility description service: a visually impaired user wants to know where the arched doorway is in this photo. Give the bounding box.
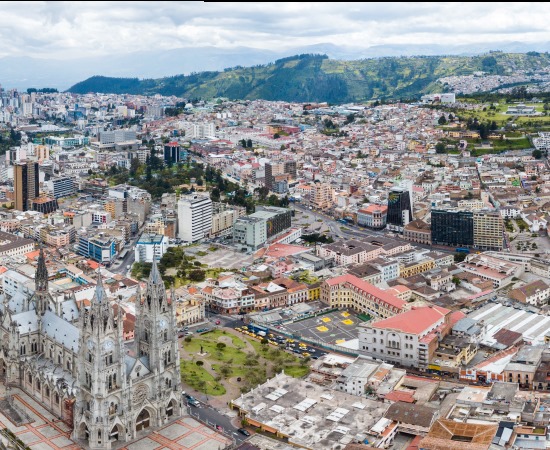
[0,358,5,379]
[136,409,150,432]
[166,399,177,417]
[110,424,123,442]
[78,423,90,440]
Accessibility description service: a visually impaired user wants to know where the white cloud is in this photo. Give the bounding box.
[0,1,550,59]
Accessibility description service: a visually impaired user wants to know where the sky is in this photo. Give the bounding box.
[1,1,550,59]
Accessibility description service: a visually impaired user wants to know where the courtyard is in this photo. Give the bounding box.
[282,309,365,346]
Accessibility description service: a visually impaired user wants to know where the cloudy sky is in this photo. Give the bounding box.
[1,1,549,59]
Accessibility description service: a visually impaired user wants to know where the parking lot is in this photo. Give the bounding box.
[283,310,363,346]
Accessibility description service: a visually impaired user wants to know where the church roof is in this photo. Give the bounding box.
[12,309,39,334]
[42,310,80,352]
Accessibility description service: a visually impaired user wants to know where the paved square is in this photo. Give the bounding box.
[283,309,364,345]
[0,386,230,450]
[37,426,62,439]
[51,436,74,448]
[30,443,55,450]
[158,423,188,440]
[17,431,43,445]
[177,431,207,447]
[126,437,162,450]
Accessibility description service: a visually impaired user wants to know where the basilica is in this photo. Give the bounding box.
[0,248,181,449]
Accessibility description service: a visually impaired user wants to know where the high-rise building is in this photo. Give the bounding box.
[163,142,187,164]
[431,209,474,247]
[473,211,505,250]
[386,187,412,231]
[177,194,213,242]
[14,160,39,211]
[47,176,76,198]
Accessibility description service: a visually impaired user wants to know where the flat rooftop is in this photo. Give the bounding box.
[231,372,388,449]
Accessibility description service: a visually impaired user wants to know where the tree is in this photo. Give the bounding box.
[452,276,461,286]
[210,187,221,202]
[435,142,446,154]
[438,115,447,125]
[273,133,280,139]
[246,139,253,148]
[189,269,206,282]
[532,149,543,159]
[454,252,467,262]
[216,342,226,351]
[196,360,204,367]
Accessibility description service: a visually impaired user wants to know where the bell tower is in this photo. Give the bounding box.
[73,270,128,449]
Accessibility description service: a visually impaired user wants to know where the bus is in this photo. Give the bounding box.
[118,249,129,260]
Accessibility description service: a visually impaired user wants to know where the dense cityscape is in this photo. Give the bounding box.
[1,3,550,450]
[0,82,548,450]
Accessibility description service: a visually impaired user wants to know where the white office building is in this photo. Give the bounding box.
[99,129,137,144]
[177,194,213,243]
[47,176,77,199]
[135,233,168,263]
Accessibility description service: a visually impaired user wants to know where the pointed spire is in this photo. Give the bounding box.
[149,250,162,285]
[93,267,107,303]
[35,244,49,292]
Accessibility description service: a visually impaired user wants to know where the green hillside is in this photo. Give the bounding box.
[67,52,550,103]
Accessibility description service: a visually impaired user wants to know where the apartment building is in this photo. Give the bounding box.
[357,204,388,229]
[177,193,213,243]
[473,211,504,250]
[509,280,550,306]
[321,274,408,319]
[403,219,432,245]
[358,305,452,369]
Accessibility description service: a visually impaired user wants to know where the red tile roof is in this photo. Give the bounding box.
[384,390,415,403]
[326,274,407,310]
[372,305,450,335]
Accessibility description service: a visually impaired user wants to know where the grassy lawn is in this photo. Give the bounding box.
[180,360,226,395]
[181,330,310,394]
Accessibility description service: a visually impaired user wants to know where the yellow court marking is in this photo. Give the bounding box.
[335,339,346,344]
[341,312,350,317]
[321,317,331,323]
[342,319,354,325]
[316,326,329,332]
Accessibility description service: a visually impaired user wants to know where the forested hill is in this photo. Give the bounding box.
[67,52,550,102]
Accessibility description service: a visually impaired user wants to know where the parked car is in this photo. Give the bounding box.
[238,428,251,436]
[215,320,221,325]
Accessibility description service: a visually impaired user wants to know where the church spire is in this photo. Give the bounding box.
[35,245,48,293]
[149,247,162,285]
[93,268,107,304]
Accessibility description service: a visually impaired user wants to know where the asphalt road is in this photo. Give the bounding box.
[185,401,249,446]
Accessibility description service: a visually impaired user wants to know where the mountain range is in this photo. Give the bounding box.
[67,52,550,104]
[3,41,550,92]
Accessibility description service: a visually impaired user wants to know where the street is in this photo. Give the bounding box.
[185,402,248,446]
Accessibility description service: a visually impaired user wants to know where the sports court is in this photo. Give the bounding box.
[283,309,364,345]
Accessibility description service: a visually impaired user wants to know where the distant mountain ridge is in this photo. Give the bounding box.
[67,52,550,103]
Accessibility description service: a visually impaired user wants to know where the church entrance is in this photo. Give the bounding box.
[136,409,150,432]
[78,423,90,440]
[166,399,176,417]
[110,424,123,442]
[0,358,5,380]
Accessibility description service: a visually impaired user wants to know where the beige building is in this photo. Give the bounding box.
[211,202,246,237]
[473,211,504,250]
[311,182,333,209]
[509,280,550,306]
[403,219,432,245]
[176,296,205,326]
